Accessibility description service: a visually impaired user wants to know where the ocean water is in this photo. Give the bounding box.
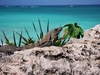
[0,5,100,43]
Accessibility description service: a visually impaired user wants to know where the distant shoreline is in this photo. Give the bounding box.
[0,4,100,7]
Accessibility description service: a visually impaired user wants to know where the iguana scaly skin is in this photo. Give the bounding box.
[0,27,62,52]
[33,27,62,47]
[0,45,21,52]
[21,27,62,50]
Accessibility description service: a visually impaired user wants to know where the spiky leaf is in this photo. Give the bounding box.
[16,31,29,45]
[2,30,10,45]
[38,19,43,39]
[24,27,31,39]
[32,22,40,40]
[28,37,35,44]
[47,20,49,32]
[1,39,3,46]
[13,30,17,46]
[18,31,22,47]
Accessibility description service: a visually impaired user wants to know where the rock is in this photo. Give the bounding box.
[84,24,100,39]
[0,24,100,75]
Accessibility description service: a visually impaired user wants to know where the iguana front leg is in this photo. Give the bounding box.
[34,32,52,47]
[52,36,58,45]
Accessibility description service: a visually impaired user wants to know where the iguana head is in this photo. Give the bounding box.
[52,27,62,36]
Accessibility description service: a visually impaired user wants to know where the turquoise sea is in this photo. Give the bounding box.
[0,5,100,43]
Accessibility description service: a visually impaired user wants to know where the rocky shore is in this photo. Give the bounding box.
[0,24,100,75]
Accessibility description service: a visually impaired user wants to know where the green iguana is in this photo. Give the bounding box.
[0,27,62,52]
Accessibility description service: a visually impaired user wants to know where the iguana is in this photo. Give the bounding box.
[0,27,62,52]
[0,45,21,52]
[21,27,62,49]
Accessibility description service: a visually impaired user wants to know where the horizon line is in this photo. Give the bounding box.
[0,4,100,6]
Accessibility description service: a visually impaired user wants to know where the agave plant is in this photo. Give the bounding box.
[24,28,35,44]
[13,30,17,46]
[16,19,50,46]
[32,22,40,40]
[38,19,44,39]
[2,30,12,46]
[2,19,64,47]
[32,19,50,40]
[0,39,3,46]
[18,31,22,47]
[61,22,84,45]
[2,30,22,47]
[16,29,35,45]
[1,19,50,47]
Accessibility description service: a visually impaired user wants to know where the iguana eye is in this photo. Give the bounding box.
[55,28,58,31]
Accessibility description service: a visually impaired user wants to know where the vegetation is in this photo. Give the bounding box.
[60,22,83,45]
[32,19,50,40]
[2,30,22,46]
[1,20,84,47]
[0,39,3,46]
[54,22,84,46]
[1,19,50,47]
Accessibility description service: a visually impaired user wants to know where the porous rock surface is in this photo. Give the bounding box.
[0,24,100,75]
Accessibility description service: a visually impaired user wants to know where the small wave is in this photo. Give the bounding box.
[6,6,9,7]
[21,6,24,7]
[31,6,38,8]
[70,5,73,7]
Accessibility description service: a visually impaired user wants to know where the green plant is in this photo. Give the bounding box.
[0,39,3,46]
[61,22,84,45]
[2,30,22,47]
[53,38,61,46]
[18,31,22,47]
[2,19,50,47]
[2,30,12,46]
[32,22,40,40]
[2,21,84,47]
[38,19,44,39]
[16,30,35,45]
[16,19,49,46]
[32,19,50,40]
[13,30,17,46]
